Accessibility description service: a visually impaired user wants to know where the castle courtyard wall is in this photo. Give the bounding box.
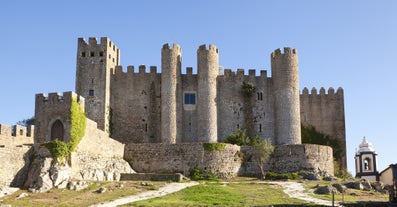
[124,143,242,178]
[124,143,334,178]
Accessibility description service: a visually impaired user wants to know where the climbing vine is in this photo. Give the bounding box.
[43,98,86,160]
[240,81,256,137]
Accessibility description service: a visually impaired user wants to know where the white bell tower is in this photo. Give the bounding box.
[355,137,379,181]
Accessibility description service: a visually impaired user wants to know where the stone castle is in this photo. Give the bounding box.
[0,37,345,189]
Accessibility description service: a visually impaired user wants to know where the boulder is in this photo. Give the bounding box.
[332,183,346,193]
[314,185,333,194]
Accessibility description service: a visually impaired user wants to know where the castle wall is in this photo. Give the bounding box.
[0,124,34,146]
[300,87,346,168]
[0,125,33,187]
[181,68,199,142]
[124,143,334,178]
[0,145,33,187]
[110,65,161,143]
[124,143,242,178]
[217,69,275,142]
[241,144,334,176]
[70,118,134,181]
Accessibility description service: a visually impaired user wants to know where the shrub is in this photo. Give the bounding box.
[203,143,226,151]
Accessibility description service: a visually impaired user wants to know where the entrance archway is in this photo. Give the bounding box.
[51,120,64,141]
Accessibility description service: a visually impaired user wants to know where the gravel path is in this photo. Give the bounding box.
[90,181,199,207]
[270,181,341,206]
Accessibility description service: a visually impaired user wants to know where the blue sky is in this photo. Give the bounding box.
[1,1,396,174]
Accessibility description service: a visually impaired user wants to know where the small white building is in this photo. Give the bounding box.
[355,137,379,181]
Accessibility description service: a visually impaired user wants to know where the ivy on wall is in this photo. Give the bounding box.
[43,98,86,160]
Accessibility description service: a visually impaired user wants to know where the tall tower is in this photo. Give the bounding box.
[161,43,181,144]
[355,137,379,181]
[197,44,218,142]
[75,37,119,132]
[271,48,301,145]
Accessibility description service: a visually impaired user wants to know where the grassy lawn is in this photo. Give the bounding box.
[122,182,317,207]
[0,178,390,207]
[0,181,166,207]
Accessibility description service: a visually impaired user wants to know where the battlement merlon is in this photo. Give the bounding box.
[0,124,34,137]
[35,91,85,109]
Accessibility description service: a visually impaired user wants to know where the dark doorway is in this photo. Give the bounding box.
[51,120,64,141]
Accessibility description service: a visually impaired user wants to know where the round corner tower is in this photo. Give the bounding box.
[271,47,301,145]
[197,44,218,142]
[161,43,181,144]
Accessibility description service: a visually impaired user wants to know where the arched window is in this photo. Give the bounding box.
[364,158,372,171]
[51,120,64,141]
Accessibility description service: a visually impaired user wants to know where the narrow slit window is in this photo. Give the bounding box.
[89,90,94,96]
[81,52,86,57]
[99,51,104,57]
[90,51,95,57]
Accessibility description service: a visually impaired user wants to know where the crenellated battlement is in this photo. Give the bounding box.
[221,69,269,78]
[112,65,159,76]
[162,43,181,52]
[36,91,84,105]
[198,44,218,53]
[0,124,34,137]
[0,124,34,147]
[271,47,298,58]
[78,37,119,51]
[301,87,344,96]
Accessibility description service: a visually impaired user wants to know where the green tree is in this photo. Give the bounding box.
[252,139,274,180]
[16,117,35,126]
[224,129,260,146]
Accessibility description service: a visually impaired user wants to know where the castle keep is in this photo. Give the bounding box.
[0,37,345,188]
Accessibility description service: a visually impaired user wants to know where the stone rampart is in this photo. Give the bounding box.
[0,145,33,187]
[241,144,334,176]
[300,87,346,169]
[124,143,242,178]
[70,118,133,180]
[0,124,34,147]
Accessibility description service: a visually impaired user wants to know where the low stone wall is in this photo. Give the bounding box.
[74,119,124,158]
[120,173,184,182]
[124,143,242,178]
[241,144,334,176]
[70,119,134,181]
[0,146,33,187]
[125,143,333,179]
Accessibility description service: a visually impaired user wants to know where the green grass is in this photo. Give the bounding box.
[0,181,165,207]
[122,182,312,207]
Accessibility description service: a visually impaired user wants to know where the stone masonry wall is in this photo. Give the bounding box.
[241,144,334,176]
[0,124,34,187]
[125,143,333,178]
[0,146,33,187]
[110,66,161,144]
[300,87,346,169]
[124,143,242,178]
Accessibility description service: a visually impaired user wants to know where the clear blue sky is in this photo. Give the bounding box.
[1,1,396,174]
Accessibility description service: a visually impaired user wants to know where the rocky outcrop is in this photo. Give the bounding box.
[24,146,134,193]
